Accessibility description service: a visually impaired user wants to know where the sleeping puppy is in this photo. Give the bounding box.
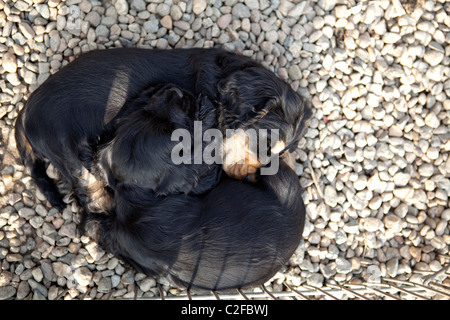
[15,47,311,211]
[83,158,306,292]
[97,84,221,197]
[15,83,220,214]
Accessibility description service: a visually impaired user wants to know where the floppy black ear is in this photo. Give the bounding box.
[282,89,312,151]
[217,67,285,129]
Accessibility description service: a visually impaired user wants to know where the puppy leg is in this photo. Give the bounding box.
[14,117,65,210]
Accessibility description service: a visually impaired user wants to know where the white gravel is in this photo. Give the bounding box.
[0,0,449,300]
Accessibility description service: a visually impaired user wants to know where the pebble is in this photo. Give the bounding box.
[232,4,251,18]
[193,0,207,15]
[52,262,71,278]
[114,0,128,15]
[2,51,17,73]
[363,218,383,232]
[98,277,112,293]
[0,286,16,300]
[73,267,93,286]
[384,215,403,233]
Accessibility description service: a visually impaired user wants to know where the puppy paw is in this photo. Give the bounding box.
[224,162,260,182]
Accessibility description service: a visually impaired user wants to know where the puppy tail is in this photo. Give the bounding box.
[14,111,65,210]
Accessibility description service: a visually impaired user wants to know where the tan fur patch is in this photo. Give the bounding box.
[271,140,286,154]
[222,131,261,180]
[79,167,113,213]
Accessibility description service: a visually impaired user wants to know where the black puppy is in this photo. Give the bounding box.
[15,83,219,213]
[83,158,305,292]
[97,84,221,197]
[15,47,311,210]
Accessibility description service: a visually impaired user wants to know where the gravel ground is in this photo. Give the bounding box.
[0,0,449,300]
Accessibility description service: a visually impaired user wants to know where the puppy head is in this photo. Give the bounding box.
[217,67,312,180]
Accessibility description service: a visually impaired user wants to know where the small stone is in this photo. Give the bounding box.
[288,2,307,17]
[217,14,232,29]
[85,11,101,27]
[144,20,159,34]
[131,0,146,11]
[354,176,367,191]
[30,216,44,229]
[386,258,399,277]
[18,22,35,39]
[23,69,37,85]
[156,3,170,16]
[32,268,44,282]
[0,272,13,287]
[232,3,251,18]
[430,236,446,250]
[426,66,445,82]
[160,15,172,29]
[319,0,337,11]
[383,32,401,44]
[244,0,259,10]
[173,21,190,31]
[85,242,106,261]
[288,64,302,81]
[424,50,444,67]
[36,4,50,19]
[383,214,403,233]
[18,207,35,218]
[418,163,434,177]
[393,187,414,201]
[73,267,93,286]
[193,0,207,15]
[324,186,338,207]
[363,218,382,232]
[366,265,381,282]
[41,261,54,281]
[59,223,77,238]
[393,172,410,187]
[52,262,71,278]
[335,257,352,274]
[138,277,156,292]
[306,273,324,287]
[16,281,30,300]
[114,0,129,15]
[170,5,183,21]
[2,51,17,73]
[95,25,109,38]
[0,286,16,300]
[424,112,440,129]
[98,277,112,293]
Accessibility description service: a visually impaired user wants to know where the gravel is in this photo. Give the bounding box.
[0,0,449,300]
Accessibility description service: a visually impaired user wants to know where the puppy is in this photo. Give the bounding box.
[15,83,220,213]
[83,159,306,292]
[15,47,311,210]
[97,84,221,197]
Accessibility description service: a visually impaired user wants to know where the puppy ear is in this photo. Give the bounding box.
[217,67,282,129]
[281,89,312,150]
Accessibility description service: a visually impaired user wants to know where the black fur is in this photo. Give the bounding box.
[83,160,305,292]
[97,84,221,197]
[15,47,311,209]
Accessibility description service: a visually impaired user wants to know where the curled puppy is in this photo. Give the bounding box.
[15,83,220,214]
[83,159,305,292]
[15,48,311,210]
[97,84,221,197]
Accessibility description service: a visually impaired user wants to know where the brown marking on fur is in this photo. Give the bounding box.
[79,167,113,213]
[222,131,261,180]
